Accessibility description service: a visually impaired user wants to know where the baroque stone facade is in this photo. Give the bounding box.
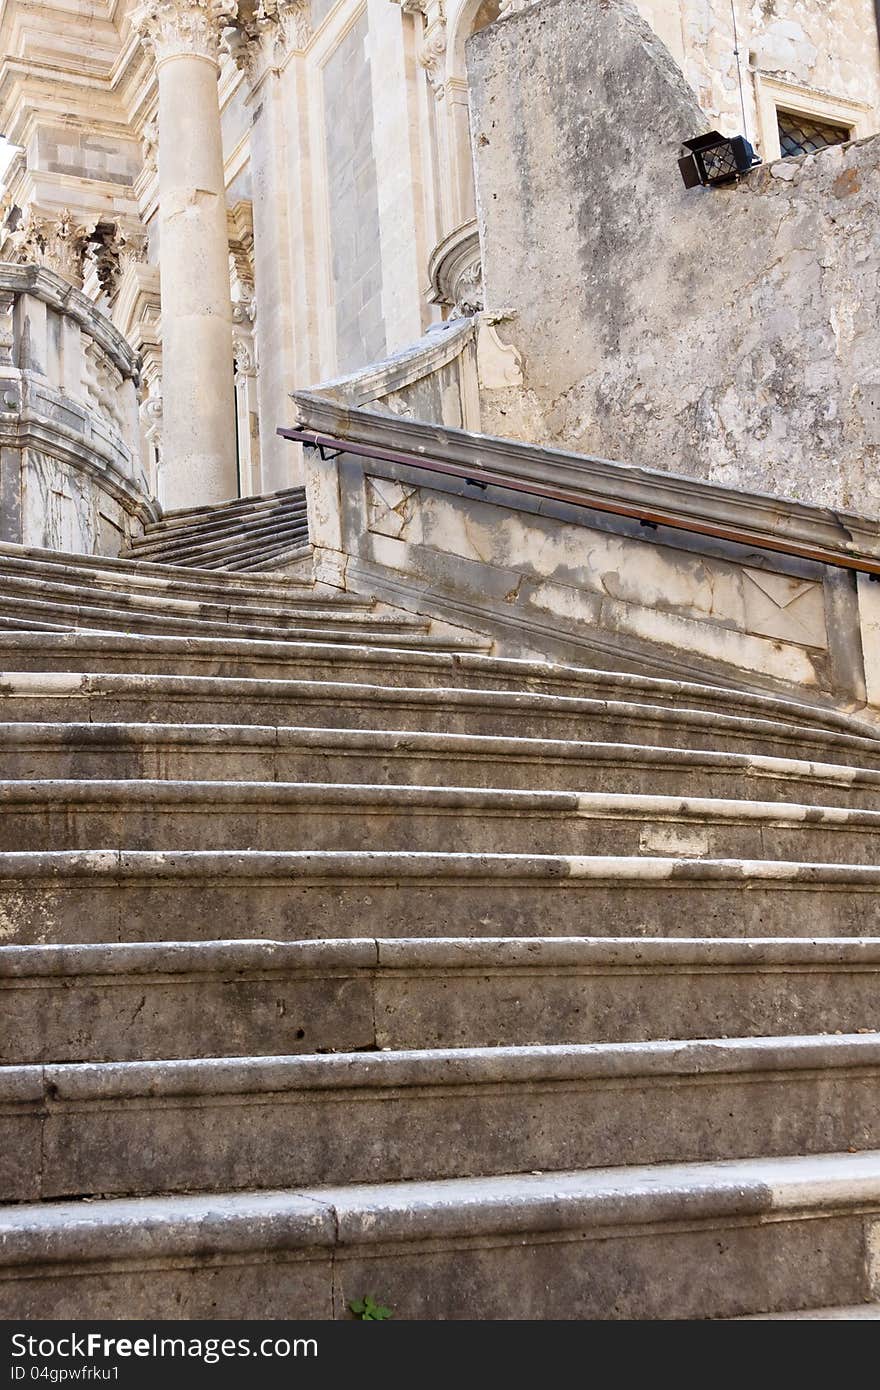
[0,0,878,514]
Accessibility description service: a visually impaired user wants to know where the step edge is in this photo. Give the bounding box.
[12,1031,880,1104]
[2,1150,879,1266]
[4,934,880,978]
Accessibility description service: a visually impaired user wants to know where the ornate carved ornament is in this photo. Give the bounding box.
[392,0,444,18]
[228,200,256,327]
[140,118,159,177]
[452,259,484,318]
[132,0,239,65]
[427,218,483,318]
[222,0,311,84]
[231,276,256,324]
[87,224,150,304]
[11,208,93,289]
[140,389,164,442]
[418,17,448,94]
[233,330,255,383]
[391,0,447,94]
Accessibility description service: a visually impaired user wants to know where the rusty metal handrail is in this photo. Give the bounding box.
[279,424,880,580]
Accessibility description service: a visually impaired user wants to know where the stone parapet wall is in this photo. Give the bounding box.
[306,316,480,419]
[294,392,880,714]
[468,0,880,518]
[0,262,156,554]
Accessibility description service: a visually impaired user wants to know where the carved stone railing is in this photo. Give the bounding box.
[309,315,481,423]
[0,262,156,554]
[290,311,532,584]
[286,391,880,716]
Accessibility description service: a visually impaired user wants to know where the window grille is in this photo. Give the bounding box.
[777,110,851,158]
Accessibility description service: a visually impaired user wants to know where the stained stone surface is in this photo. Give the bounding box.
[469,0,880,515]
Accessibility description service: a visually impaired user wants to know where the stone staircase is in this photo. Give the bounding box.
[118,487,310,572]
[2,533,880,1318]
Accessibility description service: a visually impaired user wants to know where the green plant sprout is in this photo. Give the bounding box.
[349,1294,393,1321]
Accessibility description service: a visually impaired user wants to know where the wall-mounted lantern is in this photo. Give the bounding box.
[679,131,761,188]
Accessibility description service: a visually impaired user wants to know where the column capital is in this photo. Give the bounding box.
[132,0,239,65]
[223,0,311,85]
[11,207,94,289]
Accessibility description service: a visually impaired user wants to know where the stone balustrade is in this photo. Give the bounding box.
[293,383,880,716]
[0,262,156,554]
[304,314,481,424]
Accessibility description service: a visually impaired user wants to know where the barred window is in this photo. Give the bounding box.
[777,110,851,158]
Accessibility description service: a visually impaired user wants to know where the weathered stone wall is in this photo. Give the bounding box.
[634,0,880,148]
[33,127,141,188]
[469,0,880,516]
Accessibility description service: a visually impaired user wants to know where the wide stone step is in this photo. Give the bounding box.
[138,489,306,540]
[120,531,312,576]
[0,570,392,632]
[737,1303,880,1319]
[3,850,880,945]
[141,486,305,533]
[4,780,880,861]
[5,936,880,1064]
[0,631,870,734]
[127,497,307,546]
[3,723,880,808]
[238,543,313,573]
[5,1034,880,1202]
[0,552,371,610]
[122,521,311,570]
[171,538,311,576]
[134,492,305,528]
[0,540,315,592]
[0,614,72,635]
[156,535,313,572]
[1,673,878,762]
[123,515,309,565]
[3,1150,878,1319]
[0,593,435,646]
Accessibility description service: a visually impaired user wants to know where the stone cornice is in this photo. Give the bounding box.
[132,0,239,65]
[0,63,130,144]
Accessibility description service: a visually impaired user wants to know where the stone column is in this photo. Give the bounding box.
[133,0,238,511]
